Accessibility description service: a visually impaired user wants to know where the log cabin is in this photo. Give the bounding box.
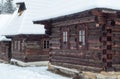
[10,34,49,63]
[0,0,50,66]
[34,8,120,72]
[0,36,11,62]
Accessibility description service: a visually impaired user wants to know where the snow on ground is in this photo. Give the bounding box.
[0,63,71,79]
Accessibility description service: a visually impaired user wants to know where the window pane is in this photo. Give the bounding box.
[44,41,46,48]
[44,40,49,49]
[82,30,85,45]
[79,31,82,42]
[82,35,85,45]
[79,30,85,45]
[82,30,85,35]
[47,41,49,48]
[65,32,68,42]
[63,32,68,42]
[63,32,65,42]
[21,39,25,51]
[18,41,21,51]
[14,41,17,50]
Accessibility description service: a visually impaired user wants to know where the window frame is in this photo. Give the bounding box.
[61,26,69,49]
[77,25,87,49]
[79,30,85,45]
[13,40,22,52]
[43,40,49,49]
[63,31,68,43]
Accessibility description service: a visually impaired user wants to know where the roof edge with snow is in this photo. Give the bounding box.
[34,8,120,23]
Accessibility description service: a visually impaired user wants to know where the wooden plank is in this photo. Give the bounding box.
[52,16,95,26]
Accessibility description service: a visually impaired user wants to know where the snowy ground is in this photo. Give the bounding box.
[0,63,71,79]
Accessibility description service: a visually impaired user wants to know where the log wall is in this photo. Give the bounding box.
[11,35,49,62]
[38,8,120,71]
[0,41,11,62]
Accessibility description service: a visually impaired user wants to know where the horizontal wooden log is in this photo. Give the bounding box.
[97,16,106,24]
[26,55,49,62]
[51,46,60,49]
[51,32,60,36]
[52,16,95,26]
[50,51,102,60]
[114,25,120,29]
[112,45,120,48]
[88,40,100,43]
[112,28,120,32]
[112,47,120,51]
[50,51,83,58]
[89,43,101,46]
[88,36,100,41]
[113,32,120,35]
[26,48,49,55]
[51,62,103,72]
[50,57,102,67]
[88,32,101,35]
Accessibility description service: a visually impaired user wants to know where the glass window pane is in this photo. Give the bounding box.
[79,30,85,45]
[65,32,68,42]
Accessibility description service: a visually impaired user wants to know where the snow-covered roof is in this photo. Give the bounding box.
[0,0,46,36]
[33,0,120,21]
[1,0,120,36]
[0,14,12,41]
[0,36,11,41]
[0,14,11,30]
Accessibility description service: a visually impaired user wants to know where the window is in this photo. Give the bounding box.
[13,40,22,51]
[17,41,21,51]
[21,39,25,51]
[63,31,68,42]
[14,41,17,50]
[79,30,85,45]
[44,40,49,49]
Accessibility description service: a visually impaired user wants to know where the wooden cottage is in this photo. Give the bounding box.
[9,34,49,63]
[0,36,11,62]
[34,8,120,72]
[1,1,50,66]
